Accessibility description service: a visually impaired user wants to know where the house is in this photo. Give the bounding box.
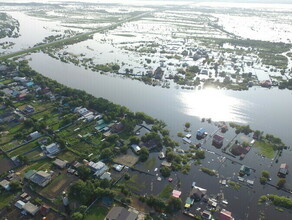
[184,197,194,209]
[212,134,224,148]
[74,107,89,116]
[0,179,10,190]
[200,69,209,75]
[231,143,249,156]
[221,125,228,133]
[24,81,34,87]
[161,161,172,167]
[190,186,207,201]
[111,122,124,133]
[25,170,52,187]
[44,143,60,156]
[18,93,27,101]
[15,200,26,209]
[239,165,251,176]
[38,137,49,145]
[278,163,289,177]
[185,134,192,139]
[131,144,141,153]
[24,105,35,113]
[27,131,41,140]
[40,205,50,216]
[53,158,68,169]
[197,128,207,139]
[219,210,235,220]
[202,210,212,219]
[105,206,138,220]
[260,80,272,88]
[143,139,160,150]
[158,152,165,159]
[182,137,192,144]
[23,202,39,216]
[153,67,164,79]
[100,172,112,181]
[87,161,109,177]
[113,164,124,172]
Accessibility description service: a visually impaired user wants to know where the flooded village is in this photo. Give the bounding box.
[1,1,292,220]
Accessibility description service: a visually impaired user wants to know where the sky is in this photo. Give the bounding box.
[0,0,291,3]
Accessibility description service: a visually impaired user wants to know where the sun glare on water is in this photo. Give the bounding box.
[178,88,249,123]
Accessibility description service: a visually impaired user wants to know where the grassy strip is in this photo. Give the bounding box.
[254,141,275,158]
[228,181,241,190]
[201,167,216,176]
[159,184,173,199]
[0,11,151,61]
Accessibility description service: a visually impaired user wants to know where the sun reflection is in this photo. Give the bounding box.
[178,88,249,123]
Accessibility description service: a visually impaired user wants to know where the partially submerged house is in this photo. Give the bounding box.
[278,163,289,177]
[219,209,235,220]
[212,134,224,148]
[190,186,207,202]
[239,165,251,176]
[197,128,207,139]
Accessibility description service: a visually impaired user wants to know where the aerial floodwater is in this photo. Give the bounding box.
[1,0,292,220]
[29,52,292,146]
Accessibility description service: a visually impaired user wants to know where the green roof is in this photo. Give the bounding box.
[24,170,36,179]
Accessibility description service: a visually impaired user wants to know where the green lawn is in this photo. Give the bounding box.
[21,158,53,175]
[8,138,43,157]
[84,205,109,220]
[144,157,156,170]
[57,150,78,162]
[254,141,275,158]
[159,184,173,199]
[0,191,15,209]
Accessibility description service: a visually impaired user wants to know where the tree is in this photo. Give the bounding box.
[18,155,29,164]
[71,212,83,220]
[78,205,87,214]
[185,122,191,129]
[69,180,95,204]
[129,136,140,145]
[160,166,171,177]
[167,197,182,212]
[277,178,286,188]
[100,148,113,159]
[262,170,270,179]
[139,146,149,162]
[77,165,91,180]
[177,132,184,138]
[260,177,267,185]
[10,180,21,192]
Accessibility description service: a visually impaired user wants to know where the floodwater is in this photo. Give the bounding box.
[28,52,292,147]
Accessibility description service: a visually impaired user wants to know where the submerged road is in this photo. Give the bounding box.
[0,10,153,61]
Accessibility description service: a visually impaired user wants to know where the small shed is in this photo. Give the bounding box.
[172,190,182,198]
[278,163,289,176]
[53,158,68,169]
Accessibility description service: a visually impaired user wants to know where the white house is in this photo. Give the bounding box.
[87,161,108,177]
[0,179,10,190]
[131,144,141,153]
[44,143,60,156]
